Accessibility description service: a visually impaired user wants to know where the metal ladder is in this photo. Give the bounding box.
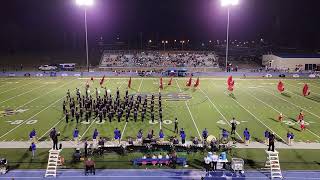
[265,150,283,179]
[44,149,61,178]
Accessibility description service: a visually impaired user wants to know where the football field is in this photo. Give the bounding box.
[1,77,320,144]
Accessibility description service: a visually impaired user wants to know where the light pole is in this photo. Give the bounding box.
[180,40,185,51]
[162,40,168,51]
[76,0,93,72]
[221,0,238,72]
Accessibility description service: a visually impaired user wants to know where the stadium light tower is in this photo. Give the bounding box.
[221,0,238,72]
[76,0,94,72]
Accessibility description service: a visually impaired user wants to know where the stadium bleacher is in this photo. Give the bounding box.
[99,51,219,68]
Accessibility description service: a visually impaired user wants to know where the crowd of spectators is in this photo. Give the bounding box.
[100,51,219,68]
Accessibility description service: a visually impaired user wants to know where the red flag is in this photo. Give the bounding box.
[228,85,234,92]
[277,81,284,93]
[227,76,233,86]
[159,77,163,89]
[194,77,200,87]
[227,76,235,92]
[186,76,192,87]
[99,75,105,86]
[128,77,132,88]
[302,83,310,96]
[168,77,173,85]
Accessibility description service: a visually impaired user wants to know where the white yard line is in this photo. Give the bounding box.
[175,79,202,140]
[120,122,127,141]
[258,88,320,140]
[286,82,320,96]
[0,79,41,95]
[79,117,98,141]
[120,78,143,141]
[0,94,68,139]
[38,116,65,140]
[245,88,320,140]
[261,88,320,119]
[222,91,286,142]
[199,88,242,140]
[138,78,143,92]
[14,79,77,110]
[0,84,47,105]
[39,81,91,140]
[81,81,126,141]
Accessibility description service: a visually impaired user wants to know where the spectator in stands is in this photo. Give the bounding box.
[29,129,36,143]
[30,142,36,159]
[142,155,147,159]
[84,158,95,176]
[243,128,250,146]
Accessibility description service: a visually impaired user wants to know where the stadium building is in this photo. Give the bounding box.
[262,54,320,71]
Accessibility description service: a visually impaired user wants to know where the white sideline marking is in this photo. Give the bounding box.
[14,79,77,110]
[0,94,67,139]
[175,79,202,140]
[223,91,286,142]
[199,88,242,140]
[245,88,320,140]
[0,79,41,95]
[0,84,47,105]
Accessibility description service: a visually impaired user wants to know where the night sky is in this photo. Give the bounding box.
[0,0,319,53]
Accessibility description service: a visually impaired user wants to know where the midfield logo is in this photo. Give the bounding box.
[0,109,28,117]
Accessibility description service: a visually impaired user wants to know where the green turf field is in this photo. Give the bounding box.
[1,77,320,143]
